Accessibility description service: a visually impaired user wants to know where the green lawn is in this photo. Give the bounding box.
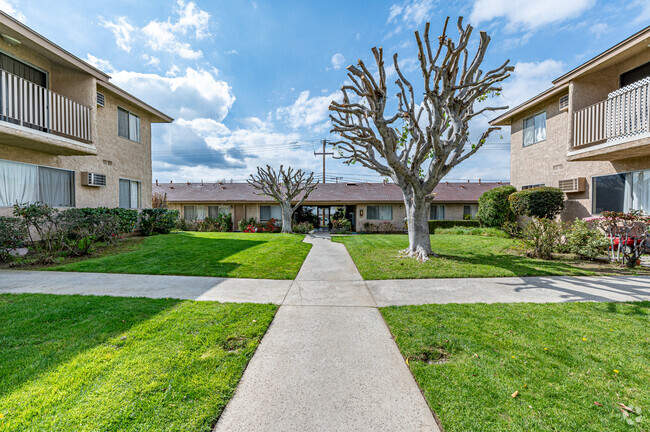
[333,234,603,279]
[382,302,650,431]
[0,293,277,432]
[46,232,311,279]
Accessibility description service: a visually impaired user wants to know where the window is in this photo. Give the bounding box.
[366,205,392,220]
[260,205,282,221]
[620,61,650,88]
[208,205,231,219]
[592,169,650,214]
[184,205,206,221]
[429,205,445,220]
[521,184,545,190]
[523,111,546,146]
[0,159,74,207]
[117,107,141,142]
[119,179,140,209]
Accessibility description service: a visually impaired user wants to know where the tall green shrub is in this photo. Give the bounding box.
[509,187,565,219]
[140,209,179,236]
[476,185,516,227]
[0,216,27,262]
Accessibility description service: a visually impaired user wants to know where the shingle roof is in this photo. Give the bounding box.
[152,181,508,204]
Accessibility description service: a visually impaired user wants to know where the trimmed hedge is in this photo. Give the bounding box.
[140,209,179,236]
[78,207,139,233]
[476,185,517,227]
[429,219,480,233]
[509,186,565,219]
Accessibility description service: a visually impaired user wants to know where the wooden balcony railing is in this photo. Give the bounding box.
[0,69,92,143]
[573,78,650,148]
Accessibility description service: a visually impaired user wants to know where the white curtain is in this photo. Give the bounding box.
[261,205,281,221]
[129,113,140,143]
[632,170,650,213]
[534,112,547,143]
[523,118,534,146]
[624,172,633,212]
[130,181,139,209]
[0,160,38,206]
[38,166,73,207]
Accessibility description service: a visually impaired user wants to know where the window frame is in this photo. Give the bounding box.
[366,205,393,221]
[117,106,141,143]
[522,110,547,147]
[521,184,545,190]
[0,158,74,208]
[429,204,445,220]
[259,205,282,222]
[118,178,141,209]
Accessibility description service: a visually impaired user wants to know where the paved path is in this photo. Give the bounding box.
[213,232,440,431]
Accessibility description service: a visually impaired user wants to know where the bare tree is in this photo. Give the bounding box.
[329,17,513,261]
[247,165,319,233]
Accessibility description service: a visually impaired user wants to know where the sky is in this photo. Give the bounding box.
[3,0,650,184]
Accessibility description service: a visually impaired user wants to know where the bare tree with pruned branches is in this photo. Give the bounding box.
[247,165,319,233]
[329,17,513,261]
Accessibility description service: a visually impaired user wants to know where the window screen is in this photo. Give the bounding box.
[260,205,281,221]
[367,205,393,220]
[118,107,140,142]
[429,205,445,220]
[119,179,140,209]
[593,174,627,214]
[523,112,546,146]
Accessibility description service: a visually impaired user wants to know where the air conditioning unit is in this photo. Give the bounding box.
[559,177,585,193]
[559,94,569,111]
[81,172,107,187]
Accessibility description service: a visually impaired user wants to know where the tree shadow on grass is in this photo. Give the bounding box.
[49,232,268,278]
[438,251,594,278]
[0,293,181,401]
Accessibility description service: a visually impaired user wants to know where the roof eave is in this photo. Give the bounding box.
[98,81,173,123]
[489,83,569,126]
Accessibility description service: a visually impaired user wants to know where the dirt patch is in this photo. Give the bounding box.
[415,346,449,364]
[220,336,250,352]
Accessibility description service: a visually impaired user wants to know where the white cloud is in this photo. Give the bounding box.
[0,0,25,22]
[331,53,346,70]
[84,54,116,74]
[100,16,135,52]
[101,1,210,59]
[110,67,235,121]
[632,0,650,24]
[500,59,565,107]
[387,0,435,27]
[469,0,595,31]
[276,90,340,131]
[224,49,239,55]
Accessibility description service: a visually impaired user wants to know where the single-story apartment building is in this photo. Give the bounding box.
[152,181,507,231]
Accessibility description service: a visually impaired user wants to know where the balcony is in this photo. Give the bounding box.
[569,77,650,161]
[0,68,96,156]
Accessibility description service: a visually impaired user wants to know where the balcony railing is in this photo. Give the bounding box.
[0,69,92,143]
[573,78,650,148]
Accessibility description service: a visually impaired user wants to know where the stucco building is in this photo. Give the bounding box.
[0,12,172,216]
[153,181,506,231]
[492,26,650,220]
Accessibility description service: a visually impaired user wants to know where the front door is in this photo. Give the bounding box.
[233,205,244,230]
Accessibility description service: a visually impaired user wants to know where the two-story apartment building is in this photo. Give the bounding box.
[491,25,650,220]
[0,12,172,215]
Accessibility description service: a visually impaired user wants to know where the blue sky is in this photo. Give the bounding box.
[3,0,650,184]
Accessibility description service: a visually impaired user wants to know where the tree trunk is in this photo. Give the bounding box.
[281,203,293,234]
[402,194,433,262]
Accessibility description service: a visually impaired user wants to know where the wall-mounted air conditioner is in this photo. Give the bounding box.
[559,177,585,193]
[81,172,107,187]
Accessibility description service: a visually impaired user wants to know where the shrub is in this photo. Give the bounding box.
[564,219,609,260]
[509,187,565,219]
[332,218,351,233]
[0,216,27,262]
[377,221,400,233]
[292,221,314,234]
[78,207,139,234]
[522,218,563,259]
[476,185,517,227]
[212,212,233,232]
[502,221,523,238]
[238,217,257,232]
[13,202,61,261]
[428,219,480,233]
[140,209,179,236]
[363,222,378,233]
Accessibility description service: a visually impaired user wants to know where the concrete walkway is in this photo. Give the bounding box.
[213,232,440,431]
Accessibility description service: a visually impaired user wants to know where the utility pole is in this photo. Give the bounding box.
[314,139,334,183]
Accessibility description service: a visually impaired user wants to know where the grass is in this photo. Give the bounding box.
[45,231,312,279]
[0,293,277,432]
[333,234,644,279]
[381,302,650,432]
